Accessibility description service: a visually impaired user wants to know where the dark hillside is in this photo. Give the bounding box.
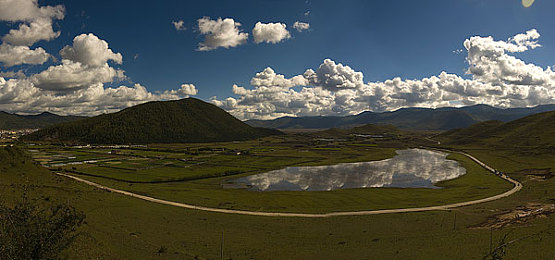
[24,98,281,144]
[246,104,555,131]
[438,111,555,148]
[0,111,84,130]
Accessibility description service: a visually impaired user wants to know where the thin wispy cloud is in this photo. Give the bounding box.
[293,21,310,32]
[172,20,186,31]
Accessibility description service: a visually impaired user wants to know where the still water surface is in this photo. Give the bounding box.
[227,149,466,191]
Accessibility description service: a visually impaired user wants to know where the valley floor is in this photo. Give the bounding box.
[1,136,554,259]
[52,149,522,218]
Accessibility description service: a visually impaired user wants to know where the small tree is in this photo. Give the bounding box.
[157,246,168,255]
[0,193,85,260]
[483,232,510,260]
[482,230,539,260]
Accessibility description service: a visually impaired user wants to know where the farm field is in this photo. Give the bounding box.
[1,142,554,259]
[27,134,513,213]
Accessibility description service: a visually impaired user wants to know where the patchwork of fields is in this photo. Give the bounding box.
[27,135,512,213]
[2,136,554,259]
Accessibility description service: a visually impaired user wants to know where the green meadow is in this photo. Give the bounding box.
[72,152,511,214]
[1,130,554,259]
[1,143,555,259]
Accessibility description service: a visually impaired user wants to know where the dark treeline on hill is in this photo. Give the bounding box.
[0,145,28,167]
[246,104,555,131]
[23,98,281,144]
[0,111,84,130]
[438,111,555,148]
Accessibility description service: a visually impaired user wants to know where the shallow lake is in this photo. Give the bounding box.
[226,148,466,191]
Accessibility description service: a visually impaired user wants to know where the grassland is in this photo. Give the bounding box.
[72,152,511,213]
[1,142,555,259]
[25,134,514,214]
[3,111,554,259]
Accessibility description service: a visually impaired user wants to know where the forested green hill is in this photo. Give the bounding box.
[24,98,281,144]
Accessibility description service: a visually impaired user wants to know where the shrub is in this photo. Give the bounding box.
[0,193,85,260]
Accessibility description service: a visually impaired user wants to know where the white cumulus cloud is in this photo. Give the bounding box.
[2,18,60,46]
[60,33,123,67]
[0,0,64,46]
[211,29,555,120]
[0,78,156,115]
[160,84,198,98]
[0,0,63,67]
[0,9,197,116]
[0,0,64,22]
[30,60,125,91]
[0,73,199,115]
[197,17,248,51]
[28,33,125,92]
[0,76,198,116]
[250,67,307,88]
[0,43,50,67]
[304,59,365,90]
[252,22,291,44]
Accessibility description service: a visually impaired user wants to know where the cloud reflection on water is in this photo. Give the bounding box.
[229,149,466,191]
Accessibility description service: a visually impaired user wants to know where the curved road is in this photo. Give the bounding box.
[55,149,522,218]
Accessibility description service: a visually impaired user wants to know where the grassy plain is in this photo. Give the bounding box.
[27,134,512,213]
[2,130,553,259]
[74,152,511,213]
[1,144,554,259]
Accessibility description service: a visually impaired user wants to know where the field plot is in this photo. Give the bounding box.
[30,135,513,214]
[77,152,511,213]
[10,134,555,259]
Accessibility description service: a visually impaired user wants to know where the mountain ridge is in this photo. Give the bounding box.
[245,104,555,131]
[0,111,85,130]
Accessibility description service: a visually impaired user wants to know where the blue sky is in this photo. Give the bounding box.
[46,0,554,96]
[0,0,554,118]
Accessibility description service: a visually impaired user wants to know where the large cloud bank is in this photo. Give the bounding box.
[0,33,198,115]
[212,29,555,120]
[0,0,64,66]
[0,0,64,46]
[0,1,197,116]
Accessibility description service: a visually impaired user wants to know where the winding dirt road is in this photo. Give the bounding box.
[55,150,522,218]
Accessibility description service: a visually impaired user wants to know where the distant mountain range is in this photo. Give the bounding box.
[438,111,555,148]
[0,111,84,130]
[245,104,555,131]
[24,98,281,144]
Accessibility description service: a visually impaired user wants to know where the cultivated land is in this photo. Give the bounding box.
[2,116,554,259]
[52,149,523,217]
[27,135,513,213]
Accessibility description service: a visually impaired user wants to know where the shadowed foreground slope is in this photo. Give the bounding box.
[438,111,555,147]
